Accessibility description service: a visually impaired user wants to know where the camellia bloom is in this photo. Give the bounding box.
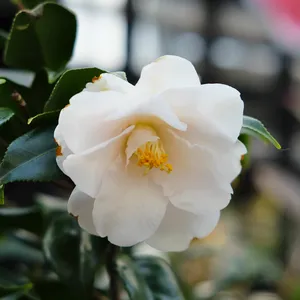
[55,55,246,252]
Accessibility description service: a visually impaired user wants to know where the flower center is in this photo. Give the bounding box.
[134,140,173,174]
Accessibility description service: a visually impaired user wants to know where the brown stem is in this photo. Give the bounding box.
[106,243,120,300]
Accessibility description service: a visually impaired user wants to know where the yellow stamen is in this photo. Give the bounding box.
[134,140,172,174]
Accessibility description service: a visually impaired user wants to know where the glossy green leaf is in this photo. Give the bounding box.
[0,126,63,185]
[12,0,57,9]
[117,255,153,300]
[44,68,104,111]
[4,3,76,72]
[0,283,32,298]
[27,70,55,115]
[238,134,250,169]
[43,214,99,300]
[0,185,4,205]
[0,206,43,234]
[35,194,67,226]
[241,116,281,149]
[28,110,59,127]
[0,266,29,287]
[0,108,15,127]
[136,256,184,300]
[0,235,44,265]
[0,30,8,51]
[46,67,66,84]
[0,78,29,119]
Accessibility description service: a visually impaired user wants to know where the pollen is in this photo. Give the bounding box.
[134,140,172,174]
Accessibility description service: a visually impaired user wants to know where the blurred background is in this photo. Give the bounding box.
[1,0,300,299]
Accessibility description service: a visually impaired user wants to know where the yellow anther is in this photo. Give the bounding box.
[134,140,172,174]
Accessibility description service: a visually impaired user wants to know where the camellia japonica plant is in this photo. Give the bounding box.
[0,1,281,299]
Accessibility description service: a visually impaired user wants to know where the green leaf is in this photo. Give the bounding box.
[35,194,67,225]
[213,247,282,293]
[4,3,76,72]
[136,256,184,300]
[0,283,33,298]
[238,134,250,169]
[27,70,55,115]
[0,185,4,205]
[28,110,59,127]
[46,67,66,84]
[0,30,8,51]
[43,214,99,300]
[0,108,15,127]
[0,235,44,265]
[0,126,63,185]
[0,206,43,234]
[44,68,104,112]
[0,78,29,119]
[241,116,281,149]
[117,255,153,300]
[0,266,29,287]
[13,0,57,10]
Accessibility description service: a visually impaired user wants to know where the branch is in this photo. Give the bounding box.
[106,243,120,300]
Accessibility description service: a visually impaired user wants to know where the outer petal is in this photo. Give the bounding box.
[92,166,168,247]
[135,55,201,96]
[152,130,237,214]
[59,90,128,153]
[146,204,220,252]
[68,187,97,235]
[159,84,243,144]
[63,125,134,198]
[215,140,247,183]
[86,73,134,94]
[54,125,72,174]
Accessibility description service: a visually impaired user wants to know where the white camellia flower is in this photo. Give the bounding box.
[55,55,246,252]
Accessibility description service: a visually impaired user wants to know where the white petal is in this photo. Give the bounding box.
[106,94,187,132]
[136,55,200,95]
[146,204,220,252]
[59,90,127,153]
[68,187,97,235]
[215,140,247,183]
[63,126,134,198]
[195,84,243,142]
[125,126,159,165]
[159,84,244,144]
[92,168,168,247]
[152,130,233,214]
[192,210,220,238]
[170,190,230,215]
[86,73,134,94]
[54,125,72,174]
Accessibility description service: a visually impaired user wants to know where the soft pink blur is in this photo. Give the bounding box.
[253,0,300,51]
